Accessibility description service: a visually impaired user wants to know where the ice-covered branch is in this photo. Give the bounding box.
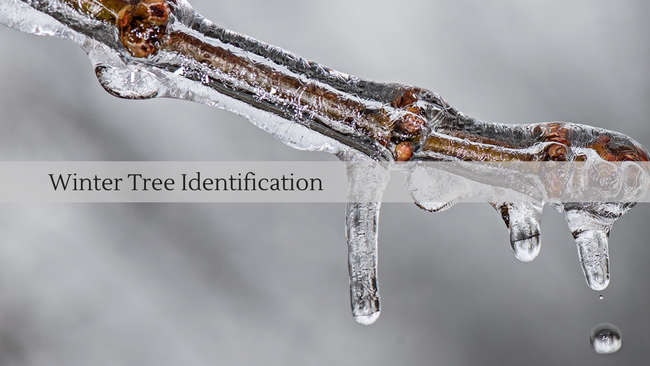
[2,0,649,325]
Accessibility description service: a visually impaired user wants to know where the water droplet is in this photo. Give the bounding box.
[590,323,622,354]
[599,295,604,300]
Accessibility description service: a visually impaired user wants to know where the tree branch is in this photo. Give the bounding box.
[3,0,649,324]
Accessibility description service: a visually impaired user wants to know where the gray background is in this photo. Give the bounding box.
[1,0,650,364]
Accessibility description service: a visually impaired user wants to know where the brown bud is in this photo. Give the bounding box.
[397,113,425,134]
[544,122,571,146]
[544,142,568,161]
[117,0,170,58]
[574,154,588,162]
[391,89,418,109]
[589,134,616,161]
[395,141,413,161]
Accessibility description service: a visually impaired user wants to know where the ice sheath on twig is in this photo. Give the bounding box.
[2,0,649,324]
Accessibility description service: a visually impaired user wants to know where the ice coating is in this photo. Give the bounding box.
[2,0,650,324]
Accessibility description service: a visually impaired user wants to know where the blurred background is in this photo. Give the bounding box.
[1,0,650,364]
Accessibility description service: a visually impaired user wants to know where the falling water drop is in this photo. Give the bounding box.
[590,323,622,354]
[599,295,604,300]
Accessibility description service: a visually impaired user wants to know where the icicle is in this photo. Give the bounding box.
[493,202,543,262]
[344,160,390,325]
[405,163,461,213]
[562,202,633,291]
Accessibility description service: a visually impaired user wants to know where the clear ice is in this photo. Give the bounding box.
[493,202,543,262]
[345,160,390,325]
[590,323,622,354]
[2,0,650,324]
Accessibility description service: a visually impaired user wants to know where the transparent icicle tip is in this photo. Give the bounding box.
[354,308,381,326]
